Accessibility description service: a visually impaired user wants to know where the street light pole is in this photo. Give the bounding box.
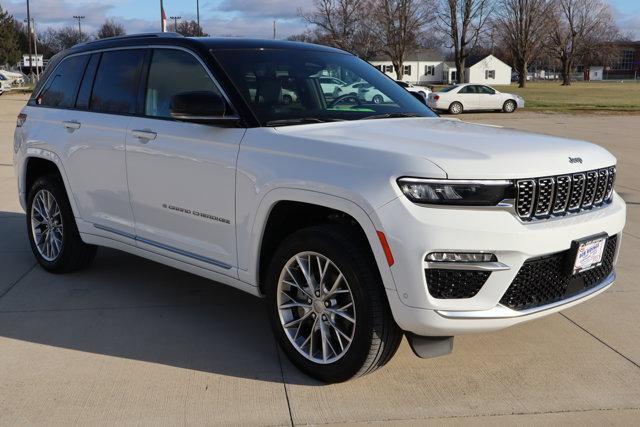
[73,15,85,38]
[170,16,181,32]
[196,0,200,28]
[24,18,39,79]
[26,0,33,78]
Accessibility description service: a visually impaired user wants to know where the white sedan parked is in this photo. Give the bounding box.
[395,80,431,98]
[340,81,391,104]
[427,83,524,114]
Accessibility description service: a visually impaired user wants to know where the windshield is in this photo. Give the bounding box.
[212,48,436,126]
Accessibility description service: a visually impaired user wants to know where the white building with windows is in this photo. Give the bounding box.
[464,55,512,85]
[370,49,447,85]
[370,50,512,86]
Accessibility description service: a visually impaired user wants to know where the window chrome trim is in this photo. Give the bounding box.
[93,223,232,270]
[34,45,240,121]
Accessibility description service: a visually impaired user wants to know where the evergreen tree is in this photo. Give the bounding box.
[0,5,22,66]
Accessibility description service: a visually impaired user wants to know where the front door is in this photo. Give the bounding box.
[126,48,245,273]
[476,85,501,110]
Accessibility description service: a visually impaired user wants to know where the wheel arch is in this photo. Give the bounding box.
[241,188,397,296]
[21,149,79,217]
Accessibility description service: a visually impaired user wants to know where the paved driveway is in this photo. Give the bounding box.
[1,94,639,425]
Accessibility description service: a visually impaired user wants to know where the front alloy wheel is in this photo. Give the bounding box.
[266,225,402,383]
[277,252,356,364]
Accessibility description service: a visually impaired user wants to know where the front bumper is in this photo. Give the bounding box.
[375,193,626,336]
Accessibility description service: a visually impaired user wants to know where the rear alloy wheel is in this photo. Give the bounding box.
[503,99,516,113]
[266,225,402,383]
[372,94,384,104]
[27,175,97,273]
[449,101,463,115]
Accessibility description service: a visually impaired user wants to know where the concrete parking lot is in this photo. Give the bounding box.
[1,93,639,425]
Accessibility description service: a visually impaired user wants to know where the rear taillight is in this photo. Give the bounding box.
[16,113,26,127]
[434,95,440,101]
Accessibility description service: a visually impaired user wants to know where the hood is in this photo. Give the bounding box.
[274,117,615,179]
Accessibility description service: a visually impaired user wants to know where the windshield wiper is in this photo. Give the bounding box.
[265,117,345,127]
[359,112,423,121]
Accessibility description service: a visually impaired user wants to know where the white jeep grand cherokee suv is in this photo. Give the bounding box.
[13,34,626,383]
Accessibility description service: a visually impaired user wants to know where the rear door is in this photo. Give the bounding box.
[456,85,479,110]
[63,49,146,239]
[125,47,244,273]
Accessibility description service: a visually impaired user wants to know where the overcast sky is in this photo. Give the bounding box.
[3,0,639,40]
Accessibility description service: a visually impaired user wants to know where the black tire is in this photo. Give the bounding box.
[448,101,463,115]
[26,175,97,273]
[265,225,402,383]
[503,99,517,113]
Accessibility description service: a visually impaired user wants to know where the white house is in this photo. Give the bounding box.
[588,66,604,81]
[370,49,446,85]
[465,55,512,85]
[370,50,512,86]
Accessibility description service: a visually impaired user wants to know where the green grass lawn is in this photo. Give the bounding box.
[492,81,640,112]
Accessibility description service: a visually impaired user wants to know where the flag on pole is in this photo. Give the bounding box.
[160,0,167,32]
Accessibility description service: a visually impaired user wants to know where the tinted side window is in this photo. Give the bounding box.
[90,49,145,114]
[479,85,495,94]
[145,49,220,118]
[38,55,89,108]
[75,53,101,110]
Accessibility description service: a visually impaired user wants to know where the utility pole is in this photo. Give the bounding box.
[73,15,85,38]
[273,20,276,40]
[170,16,181,33]
[196,0,200,28]
[26,0,33,78]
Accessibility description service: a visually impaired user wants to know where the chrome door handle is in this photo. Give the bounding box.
[131,129,157,142]
[62,120,81,130]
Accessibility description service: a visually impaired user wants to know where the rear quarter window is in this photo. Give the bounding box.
[37,55,89,108]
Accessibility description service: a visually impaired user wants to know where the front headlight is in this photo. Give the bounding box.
[397,177,514,206]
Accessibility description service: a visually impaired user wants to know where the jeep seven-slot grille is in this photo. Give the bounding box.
[516,166,615,221]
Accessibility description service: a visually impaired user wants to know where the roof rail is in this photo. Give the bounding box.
[77,32,184,46]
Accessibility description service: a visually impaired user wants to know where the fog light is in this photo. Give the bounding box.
[426,252,496,262]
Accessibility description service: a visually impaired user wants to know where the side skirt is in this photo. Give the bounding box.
[80,232,261,298]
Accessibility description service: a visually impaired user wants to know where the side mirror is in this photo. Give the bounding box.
[410,91,427,105]
[170,91,239,125]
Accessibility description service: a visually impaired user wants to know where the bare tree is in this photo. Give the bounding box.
[38,26,90,55]
[374,0,437,80]
[301,0,379,59]
[174,20,208,37]
[547,0,617,85]
[96,19,126,39]
[495,0,553,87]
[438,0,494,83]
